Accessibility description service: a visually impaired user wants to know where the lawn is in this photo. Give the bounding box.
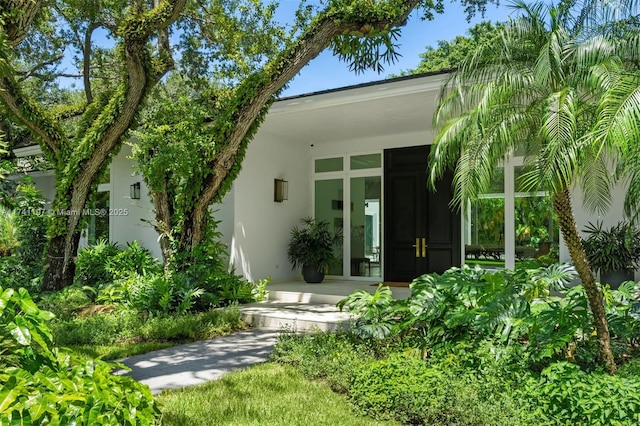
[157,363,398,426]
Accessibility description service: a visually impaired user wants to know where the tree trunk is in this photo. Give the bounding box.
[150,183,174,267]
[41,232,81,291]
[553,188,617,374]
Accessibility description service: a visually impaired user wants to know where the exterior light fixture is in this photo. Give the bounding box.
[130,182,141,200]
[274,178,288,202]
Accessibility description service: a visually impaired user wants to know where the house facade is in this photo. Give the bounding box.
[14,72,633,283]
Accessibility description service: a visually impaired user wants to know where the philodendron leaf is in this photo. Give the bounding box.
[17,288,40,316]
[0,378,20,412]
[0,288,15,312]
[9,317,31,345]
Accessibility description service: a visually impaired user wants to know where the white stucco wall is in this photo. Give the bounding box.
[108,144,161,258]
[230,133,309,282]
[108,143,235,262]
[309,130,433,157]
[28,172,56,209]
[569,178,637,279]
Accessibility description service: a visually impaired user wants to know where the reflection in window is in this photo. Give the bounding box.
[88,191,109,245]
[514,166,559,263]
[350,153,382,170]
[315,157,343,173]
[314,179,344,275]
[350,176,381,278]
[465,168,505,267]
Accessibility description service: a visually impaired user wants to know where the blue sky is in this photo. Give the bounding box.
[60,1,516,95]
[281,1,515,96]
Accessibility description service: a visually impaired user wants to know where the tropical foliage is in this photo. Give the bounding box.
[427,0,640,373]
[322,264,640,423]
[287,217,343,271]
[582,221,640,274]
[273,326,640,425]
[0,286,160,424]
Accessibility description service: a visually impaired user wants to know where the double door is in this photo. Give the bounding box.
[384,145,461,282]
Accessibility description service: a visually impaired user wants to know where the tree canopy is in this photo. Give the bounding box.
[399,20,503,74]
[0,0,498,289]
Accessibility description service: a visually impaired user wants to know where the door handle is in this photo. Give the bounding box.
[412,238,428,258]
[412,238,420,257]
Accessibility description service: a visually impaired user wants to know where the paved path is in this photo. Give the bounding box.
[119,329,280,394]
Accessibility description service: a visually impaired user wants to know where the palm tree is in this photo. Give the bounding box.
[428,0,640,374]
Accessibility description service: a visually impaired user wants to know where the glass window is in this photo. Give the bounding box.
[514,166,559,264]
[350,153,382,170]
[314,179,344,275]
[464,168,505,267]
[315,157,343,173]
[99,167,110,184]
[350,176,382,278]
[88,191,109,245]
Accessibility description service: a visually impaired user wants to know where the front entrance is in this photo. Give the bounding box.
[384,145,461,282]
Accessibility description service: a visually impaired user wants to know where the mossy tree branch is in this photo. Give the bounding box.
[180,0,421,248]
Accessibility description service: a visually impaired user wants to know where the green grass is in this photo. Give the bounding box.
[157,363,399,426]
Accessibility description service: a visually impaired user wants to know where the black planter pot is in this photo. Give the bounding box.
[600,269,635,290]
[302,265,325,283]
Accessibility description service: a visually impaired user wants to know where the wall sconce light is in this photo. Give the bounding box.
[130,182,141,200]
[274,178,288,202]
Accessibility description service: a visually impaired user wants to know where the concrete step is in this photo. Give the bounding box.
[267,290,346,305]
[239,301,352,332]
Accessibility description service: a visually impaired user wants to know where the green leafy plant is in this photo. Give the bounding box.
[252,276,270,302]
[582,221,640,274]
[13,182,49,267]
[524,362,640,425]
[0,205,19,256]
[51,305,244,347]
[106,240,163,280]
[0,286,160,424]
[74,239,123,287]
[287,217,342,272]
[338,285,400,339]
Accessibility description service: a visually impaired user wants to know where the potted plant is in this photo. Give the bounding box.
[582,221,640,289]
[287,217,342,283]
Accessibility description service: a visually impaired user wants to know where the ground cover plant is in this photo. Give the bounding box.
[157,362,398,426]
[270,263,640,425]
[51,305,246,360]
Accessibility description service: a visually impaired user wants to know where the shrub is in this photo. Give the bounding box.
[75,240,162,288]
[37,285,93,319]
[0,286,160,424]
[272,330,398,393]
[524,362,640,425]
[106,240,163,280]
[350,353,538,425]
[0,182,48,292]
[0,255,40,293]
[0,205,19,256]
[272,332,538,425]
[13,182,48,267]
[75,239,123,287]
[51,306,244,346]
[52,309,144,346]
[340,264,640,368]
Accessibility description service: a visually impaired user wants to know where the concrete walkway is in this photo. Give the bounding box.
[118,280,407,395]
[119,329,280,394]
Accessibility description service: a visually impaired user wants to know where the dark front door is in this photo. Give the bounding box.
[384,145,460,282]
